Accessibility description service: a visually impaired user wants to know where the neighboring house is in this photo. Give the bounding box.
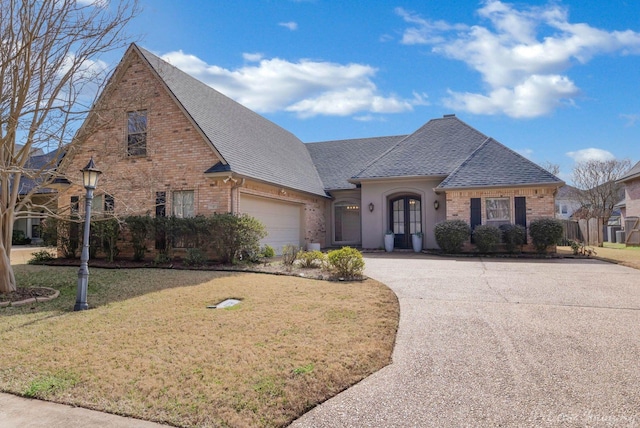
[58,44,564,254]
[617,161,640,244]
[554,185,581,220]
[13,150,60,244]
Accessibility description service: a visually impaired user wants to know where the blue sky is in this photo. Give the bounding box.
[113,0,639,183]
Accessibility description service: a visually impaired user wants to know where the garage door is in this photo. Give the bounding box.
[239,194,302,254]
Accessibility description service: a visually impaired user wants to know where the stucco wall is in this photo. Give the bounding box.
[360,178,444,250]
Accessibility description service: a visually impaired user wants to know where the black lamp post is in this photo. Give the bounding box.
[74,157,102,311]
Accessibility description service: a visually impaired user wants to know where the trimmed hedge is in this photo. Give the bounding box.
[434,220,470,253]
[499,224,527,253]
[529,218,563,253]
[473,224,501,253]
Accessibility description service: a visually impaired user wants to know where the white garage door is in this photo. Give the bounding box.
[239,195,302,254]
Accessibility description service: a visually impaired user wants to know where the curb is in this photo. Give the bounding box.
[0,288,60,307]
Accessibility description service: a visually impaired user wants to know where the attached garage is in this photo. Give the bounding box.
[239,194,303,254]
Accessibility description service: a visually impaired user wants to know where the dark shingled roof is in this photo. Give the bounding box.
[354,116,490,179]
[437,138,563,189]
[18,151,61,195]
[135,45,327,197]
[619,160,640,183]
[306,135,406,190]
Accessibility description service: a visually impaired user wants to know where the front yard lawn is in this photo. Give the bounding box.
[0,265,399,427]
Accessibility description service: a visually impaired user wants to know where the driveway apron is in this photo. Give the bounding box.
[291,253,640,427]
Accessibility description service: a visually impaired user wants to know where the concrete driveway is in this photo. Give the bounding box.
[291,253,640,427]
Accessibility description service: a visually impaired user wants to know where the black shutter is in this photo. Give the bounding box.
[470,198,481,229]
[470,198,481,243]
[515,196,527,243]
[515,197,526,227]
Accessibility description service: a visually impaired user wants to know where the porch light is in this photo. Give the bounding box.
[368,202,374,212]
[434,200,440,210]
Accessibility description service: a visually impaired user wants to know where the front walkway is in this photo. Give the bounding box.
[291,253,640,427]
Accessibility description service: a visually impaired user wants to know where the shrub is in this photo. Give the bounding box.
[58,219,80,258]
[261,245,275,259]
[297,250,325,268]
[28,249,55,264]
[434,220,470,253]
[326,247,365,279]
[183,248,207,266]
[97,218,121,262]
[209,213,267,264]
[529,218,563,253]
[125,215,153,261]
[153,252,172,265]
[499,224,527,253]
[473,224,501,253]
[12,229,31,245]
[281,245,299,267]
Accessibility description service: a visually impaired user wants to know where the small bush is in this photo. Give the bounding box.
[499,224,526,253]
[210,213,267,264]
[529,218,563,253]
[297,250,325,268]
[12,229,31,245]
[125,215,153,261]
[326,247,365,279]
[28,249,55,264]
[261,245,275,259]
[281,245,298,267]
[434,220,470,253]
[153,252,172,265]
[473,225,501,253]
[183,248,207,266]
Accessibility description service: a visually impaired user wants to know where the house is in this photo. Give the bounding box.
[554,185,581,220]
[58,44,563,255]
[617,161,640,245]
[12,150,60,244]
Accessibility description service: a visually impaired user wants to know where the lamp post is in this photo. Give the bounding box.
[74,157,102,311]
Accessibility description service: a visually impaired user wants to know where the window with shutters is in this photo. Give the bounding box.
[486,198,510,226]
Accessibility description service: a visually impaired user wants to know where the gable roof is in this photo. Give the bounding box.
[437,138,563,190]
[619,160,640,183]
[354,115,490,180]
[134,45,327,197]
[306,135,406,191]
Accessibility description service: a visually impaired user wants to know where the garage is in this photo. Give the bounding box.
[239,194,302,254]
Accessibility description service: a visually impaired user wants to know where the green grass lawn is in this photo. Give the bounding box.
[0,265,399,427]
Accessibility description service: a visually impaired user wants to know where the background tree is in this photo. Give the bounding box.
[0,0,138,293]
[541,161,561,176]
[571,159,631,224]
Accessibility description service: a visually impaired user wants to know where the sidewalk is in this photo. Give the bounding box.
[0,392,169,428]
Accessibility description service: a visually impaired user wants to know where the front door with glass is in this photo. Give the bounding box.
[390,196,421,249]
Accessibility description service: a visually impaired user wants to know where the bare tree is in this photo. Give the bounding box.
[0,0,138,293]
[540,161,560,176]
[571,159,632,224]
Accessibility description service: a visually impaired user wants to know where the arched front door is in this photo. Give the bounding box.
[389,195,422,249]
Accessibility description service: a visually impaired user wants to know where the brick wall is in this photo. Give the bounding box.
[445,186,557,251]
[57,48,327,257]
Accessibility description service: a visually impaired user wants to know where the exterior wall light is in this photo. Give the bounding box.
[368,202,374,212]
[434,200,440,210]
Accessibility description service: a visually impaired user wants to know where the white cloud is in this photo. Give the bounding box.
[620,113,640,127]
[516,148,534,159]
[161,50,425,118]
[397,0,640,118]
[279,21,298,31]
[566,148,615,163]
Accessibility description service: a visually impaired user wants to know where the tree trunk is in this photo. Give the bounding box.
[0,240,16,294]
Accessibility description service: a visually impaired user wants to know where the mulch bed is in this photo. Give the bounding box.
[0,287,58,304]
